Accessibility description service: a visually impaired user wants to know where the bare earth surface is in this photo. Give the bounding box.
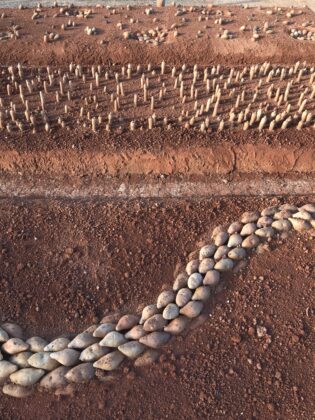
[0,196,314,419]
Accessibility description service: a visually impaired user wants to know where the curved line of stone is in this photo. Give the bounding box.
[0,202,314,398]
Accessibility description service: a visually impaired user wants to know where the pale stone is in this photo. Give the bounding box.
[134,349,159,367]
[227,221,243,234]
[2,338,29,355]
[192,286,211,301]
[228,247,247,260]
[257,216,273,227]
[272,219,292,231]
[44,337,70,352]
[214,245,229,260]
[80,343,110,362]
[9,351,32,368]
[140,305,159,324]
[164,316,190,334]
[242,234,260,248]
[50,349,80,366]
[163,303,180,320]
[0,327,9,343]
[240,222,257,236]
[28,352,60,371]
[241,211,260,223]
[157,290,175,309]
[99,331,127,347]
[227,233,242,248]
[93,323,116,338]
[139,332,171,349]
[292,210,312,221]
[214,231,229,246]
[100,313,121,324]
[65,363,95,383]
[187,272,203,289]
[0,360,18,383]
[203,270,220,286]
[118,341,146,358]
[186,259,199,275]
[2,383,34,398]
[214,258,234,271]
[93,350,125,371]
[125,325,147,340]
[255,227,275,238]
[173,272,189,291]
[289,217,311,232]
[116,314,140,331]
[300,203,315,213]
[10,368,45,386]
[68,332,98,349]
[143,314,167,332]
[199,244,216,259]
[261,206,279,216]
[1,323,23,339]
[26,336,48,353]
[198,258,214,274]
[179,301,203,318]
[39,366,69,389]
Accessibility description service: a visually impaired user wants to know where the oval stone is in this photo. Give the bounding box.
[39,366,69,389]
[125,325,147,340]
[192,286,211,301]
[2,338,29,355]
[44,337,70,352]
[93,324,116,338]
[10,368,45,386]
[26,336,48,353]
[140,304,159,324]
[157,290,175,309]
[173,272,189,291]
[187,272,203,289]
[65,363,95,383]
[116,314,140,331]
[198,258,214,274]
[164,316,190,334]
[2,383,34,398]
[0,360,18,383]
[80,343,110,362]
[68,332,98,349]
[179,301,203,318]
[118,341,146,359]
[203,270,220,286]
[163,303,180,320]
[214,258,234,271]
[139,332,171,349]
[9,351,33,368]
[227,233,242,248]
[99,331,127,348]
[199,244,216,259]
[176,288,192,307]
[50,349,80,367]
[28,352,60,371]
[143,314,167,332]
[242,234,260,248]
[93,350,125,371]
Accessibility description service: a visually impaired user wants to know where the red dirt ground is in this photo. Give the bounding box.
[0,196,314,419]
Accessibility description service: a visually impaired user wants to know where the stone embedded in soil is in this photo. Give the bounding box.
[0,328,9,343]
[39,366,70,389]
[68,332,98,349]
[79,343,110,362]
[139,332,171,349]
[288,217,311,232]
[157,290,175,309]
[228,247,247,260]
[0,360,18,383]
[173,273,189,292]
[199,244,217,259]
[93,323,116,338]
[192,286,211,301]
[140,304,160,324]
[125,325,147,340]
[27,352,60,371]
[2,338,29,355]
[188,273,203,289]
[2,383,34,398]
[198,258,215,274]
[143,314,167,332]
[1,323,24,339]
[50,349,80,367]
[164,316,190,335]
[93,350,125,371]
[272,219,292,231]
[44,337,70,352]
[9,351,33,368]
[203,269,220,286]
[65,363,95,383]
[26,337,48,353]
[176,288,193,307]
[214,258,234,271]
[255,227,275,238]
[10,368,45,386]
[242,234,260,249]
[99,331,127,347]
[134,349,160,367]
[163,303,180,320]
[118,341,146,359]
[179,301,203,318]
[116,314,140,331]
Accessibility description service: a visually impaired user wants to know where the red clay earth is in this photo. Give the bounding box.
[0,196,314,419]
[0,5,314,66]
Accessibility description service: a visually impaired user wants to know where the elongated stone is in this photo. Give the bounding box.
[192,286,211,301]
[289,218,311,232]
[118,341,145,359]
[274,210,292,220]
[39,366,69,389]
[93,350,125,371]
[44,337,70,352]
[242,234,260,248]
[214,258,234,271]
[227,221,243,234]
[241,211,260,223]
[50,349,80,367]
[227,233,242,248]
[157,290,175,309]
[2,338,29,355]
[100,313,121,324]
[140,305,159,324]
[99,331,127,347]
[199,244,216,259]
[173,272,189,291]
[214,245,229,260]
[143,314,167,332]
[179,301,203,318]
[176,288,192,307]
[93,323,116,338]
[2,383,34,398]
[211,225,225,239]
[68,332,98,349]
[240,223,257,236]
[80,343,110,362]
[228,247,247,260]
[255,227,275,238]
[186,259,199,275]
[28,352,60,371]
[65,363,95,383]
[261,206,279,216]
[10,368,45,386]
[198,258,214,274]
[9,351,33,368]
[188,273,203,289]
[257,216,273,227]
[0,360,18,383]
[164,316,190,334]
[134,349,159,367]
[292,210,312,221]
[84,325,98,335]
[203,270,220,286]
[1,323,23,339]
[26,337,48,353]
[279,204,298,212]
[163,303,180,320]
[214,231,229,246]
[116,314,140,331]
[272,219,292,231]
[0,327,9,343]
[125,325,146,340]
[300,204,315,213]
[139,332,171,349]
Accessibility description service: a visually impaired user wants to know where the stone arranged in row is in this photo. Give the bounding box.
[1,203,314,397]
